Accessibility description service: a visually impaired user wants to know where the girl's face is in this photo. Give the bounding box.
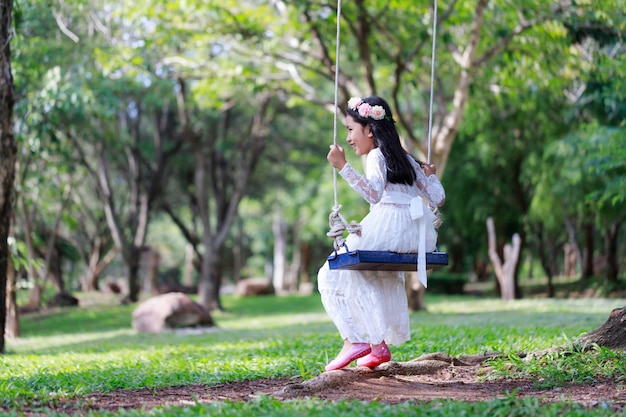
[346,115,375,156]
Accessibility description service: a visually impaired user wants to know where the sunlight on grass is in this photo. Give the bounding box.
[7,329,136,352]
[427,296,626,315]
[214,311,330,330]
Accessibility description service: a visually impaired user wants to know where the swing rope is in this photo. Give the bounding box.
[427,0,438,164]
[328,0,438,252]
[328,0,362,252]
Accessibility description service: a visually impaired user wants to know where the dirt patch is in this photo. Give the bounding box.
[15,359,626,415]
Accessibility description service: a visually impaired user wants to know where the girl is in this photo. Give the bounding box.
[318,96,445,371]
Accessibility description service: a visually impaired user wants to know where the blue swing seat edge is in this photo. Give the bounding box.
[327,250,449,271]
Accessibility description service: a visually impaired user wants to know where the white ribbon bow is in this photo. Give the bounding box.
[410,197,427,288]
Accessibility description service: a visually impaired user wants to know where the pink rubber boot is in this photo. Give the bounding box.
[325,343,372,371]
[356,342,391,368]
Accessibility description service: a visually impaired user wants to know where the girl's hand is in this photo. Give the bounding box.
[327,144,347,170]
[422,163,436,176]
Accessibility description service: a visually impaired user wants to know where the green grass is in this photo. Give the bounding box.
[2,293,626,416]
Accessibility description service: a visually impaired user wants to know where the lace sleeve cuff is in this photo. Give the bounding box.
[339,160,384,204]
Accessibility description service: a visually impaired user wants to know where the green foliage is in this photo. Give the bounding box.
[583,126,626,209]
[442,87,570,271]
[489,344,626,390]
[563,1,626,125]
[529,132,594,230]
[426,271,468,295]
[530,124,626,232]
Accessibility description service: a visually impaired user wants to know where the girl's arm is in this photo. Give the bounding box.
[409,157,446,207]
[339,149,386,204]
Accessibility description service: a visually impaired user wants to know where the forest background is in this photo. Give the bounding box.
[0,0,625,348]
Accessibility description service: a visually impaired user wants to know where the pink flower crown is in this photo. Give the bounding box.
[347,97,387,121]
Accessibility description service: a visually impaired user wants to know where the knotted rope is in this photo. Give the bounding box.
[327,205,362,252]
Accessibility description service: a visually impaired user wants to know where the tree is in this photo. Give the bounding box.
[581,126,626,282]
[527,2,626,284]
[245,104,335,293]
[263,0,591,305]
[95,0,298,309]
[16,1,189,303]
[560,7,626,348]
[0,0,16,354]
[77,86,184,304]
[268,0,583,172]
[8,1,122,304]
[163,93,278,310]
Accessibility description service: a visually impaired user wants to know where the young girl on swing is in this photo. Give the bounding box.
[318,95,445,371]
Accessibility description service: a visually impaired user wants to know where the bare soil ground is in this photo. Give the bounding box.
[17,356,626,415]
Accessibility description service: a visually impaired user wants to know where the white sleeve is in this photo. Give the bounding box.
[409,157,446,207]
[338,150,386,204]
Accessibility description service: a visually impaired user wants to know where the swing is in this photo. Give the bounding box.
[326,0,449,273]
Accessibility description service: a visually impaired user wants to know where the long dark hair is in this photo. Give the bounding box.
[346,96,416,185]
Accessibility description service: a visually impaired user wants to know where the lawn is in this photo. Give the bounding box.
[2,293,626,416]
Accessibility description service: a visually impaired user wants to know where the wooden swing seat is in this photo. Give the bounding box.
[327,250,448,271]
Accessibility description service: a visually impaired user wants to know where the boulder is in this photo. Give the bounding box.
[132,292,214,333]
[48,292,79,308]
[235,278,274,296]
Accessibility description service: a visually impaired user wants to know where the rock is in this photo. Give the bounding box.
[132,292,214,333]
[235,278,274,297]
[48,292,79,308]
[105,279,123,294]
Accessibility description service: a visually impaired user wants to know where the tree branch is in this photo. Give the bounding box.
[474,1,572,67]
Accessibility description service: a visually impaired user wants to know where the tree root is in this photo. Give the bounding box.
[277,351,500,399]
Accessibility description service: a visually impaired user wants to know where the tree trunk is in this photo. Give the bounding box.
[406,272,426,311]
[193,128,217,310]
[123,247,142,303]
[141,248,160,296]
[97,151,149,303]
[232,217,243,284]
[564,216,582,276]
[582,221,594,278]
[5,247,17,338]
[4,216,17,338]
[198,248,222,311]
[272,212,287,294]
[579,306,626,350]
[183,243,195,286]
[48,245,65,293]
[300,242,311,285]
[22,181,73,305]
[81,239,116,292]
[20,197,40,306]
[546,234,558,295]
[0,0,16,354]
[82,239,102,291]
[563,243,577,277]
[605,220,621,282]
[288,226,302,294]
[298,242,314,295]
[448,242,464,274]
[534,223,555,297]
[210,252,223,311]
[486,217,520,301]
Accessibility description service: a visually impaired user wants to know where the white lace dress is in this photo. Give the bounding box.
[317,148,445,346]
